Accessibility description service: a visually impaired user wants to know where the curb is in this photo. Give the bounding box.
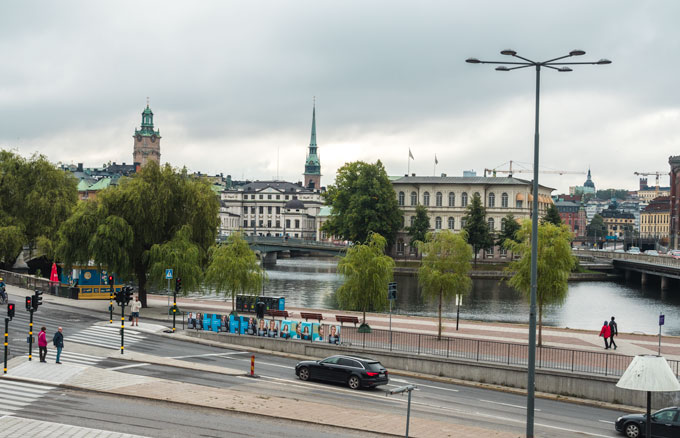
[0,374,403,437]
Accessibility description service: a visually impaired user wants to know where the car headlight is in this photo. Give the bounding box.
[616,417,622,422]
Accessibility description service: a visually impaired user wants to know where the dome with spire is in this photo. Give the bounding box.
[583,168,595,189]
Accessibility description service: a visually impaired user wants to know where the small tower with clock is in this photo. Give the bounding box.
[133,101,161,171]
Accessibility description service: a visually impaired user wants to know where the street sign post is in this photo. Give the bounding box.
[387,384,417,437]
[165,269,173,280]
[659,313,665,355]
[388,282,397,351]
[455,294,462,331]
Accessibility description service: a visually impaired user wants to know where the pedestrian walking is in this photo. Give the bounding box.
[599,321,611,349]
[38,327,47,363]
[131,295,142,327]
[609,316,618,350]
[53,327,64,364]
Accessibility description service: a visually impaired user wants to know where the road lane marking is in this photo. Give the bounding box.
[479,399,539,411]
[391,378,459,392]
[169,351,250,359]
[598,420,615,424]
[108,363,151,371]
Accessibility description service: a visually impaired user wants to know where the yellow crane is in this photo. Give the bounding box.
[484,160,586,178]
[633,171,668,188]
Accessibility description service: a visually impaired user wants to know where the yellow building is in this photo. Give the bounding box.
[640,196,670,240]
[600,207,635,238]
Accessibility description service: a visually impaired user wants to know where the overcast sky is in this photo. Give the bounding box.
[1,1,679,194]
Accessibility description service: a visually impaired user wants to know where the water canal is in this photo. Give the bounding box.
[208,257,680,336]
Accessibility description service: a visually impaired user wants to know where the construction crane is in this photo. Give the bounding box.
[484,160,586,178]
[633,171,668,188]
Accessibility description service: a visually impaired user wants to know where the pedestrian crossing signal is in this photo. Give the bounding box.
[388,282,397,300]
[108,275,114,286]
[175,277,182,293]
[7,302,15,319]
[114,290,123,306]
[123,286,133,305]
[25,296,32,311]
[32,290,43,310]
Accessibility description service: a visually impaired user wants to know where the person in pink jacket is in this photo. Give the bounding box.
[599,321,611,350]
[38,327,48,362]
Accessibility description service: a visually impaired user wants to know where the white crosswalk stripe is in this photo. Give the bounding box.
[68,324,146,350]
[40,349,104,366]
[0,380,55,416]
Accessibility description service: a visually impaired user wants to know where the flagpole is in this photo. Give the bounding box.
[408,151,410,175]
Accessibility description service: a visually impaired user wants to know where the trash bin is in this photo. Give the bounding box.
[256,301,265,319]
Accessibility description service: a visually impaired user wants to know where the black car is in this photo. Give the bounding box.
[615,406,679,438]
[295,355,389,390]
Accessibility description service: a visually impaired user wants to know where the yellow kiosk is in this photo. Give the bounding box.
[60,265,122,300]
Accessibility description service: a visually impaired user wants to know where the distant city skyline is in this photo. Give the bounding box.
[1,1,678,194]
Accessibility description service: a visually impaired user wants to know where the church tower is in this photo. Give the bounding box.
[133,103,161,170]
[303,103,321,190]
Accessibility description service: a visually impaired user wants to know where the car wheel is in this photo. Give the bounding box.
[624,423,640,438]
[298,367,310,381]
[348,375,361,390]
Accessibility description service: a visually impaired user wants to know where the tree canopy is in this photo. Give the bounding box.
[407,204,430,249]
[587,214,606,240]
[204,231,264,313]
[0,151,77,266]
[462,193,493,265]
[322,160,402,246]
[336,233,394,325]
[542,204,562,226]
[497,214,521,249]
[505,221,575,346]
[418,230,472,338]
[57,162,219,305]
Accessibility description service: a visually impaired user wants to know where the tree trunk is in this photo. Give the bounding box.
[438,289,442,339]
[473,247,478,267]
[538,303,543,347]
[362,309,366,325]
[136,262,147,308]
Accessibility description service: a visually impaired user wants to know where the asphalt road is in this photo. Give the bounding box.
[1,293,628,437]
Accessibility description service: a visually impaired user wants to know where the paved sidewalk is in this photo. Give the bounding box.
[7,283,680,362]
[0,416,148,438]
[2,361,519,438]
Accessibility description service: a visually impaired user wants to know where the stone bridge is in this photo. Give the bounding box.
[240,236,348,265]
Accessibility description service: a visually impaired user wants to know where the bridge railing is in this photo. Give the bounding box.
[243,235,349,249]
[583,250,680,268]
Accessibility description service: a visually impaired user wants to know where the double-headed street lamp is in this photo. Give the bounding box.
[466,50,610,438]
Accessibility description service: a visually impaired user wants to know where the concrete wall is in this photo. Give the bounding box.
[185,330,680,409]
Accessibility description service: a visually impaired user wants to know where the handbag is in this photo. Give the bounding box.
[129,315,133,322]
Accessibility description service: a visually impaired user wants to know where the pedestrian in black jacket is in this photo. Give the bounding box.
[609,316,618,350]
[53,327,64,364]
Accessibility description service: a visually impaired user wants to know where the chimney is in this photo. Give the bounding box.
[441,173,447,177]
[411,173,416,177]
[640,178,648,190]
[77,163,83,172]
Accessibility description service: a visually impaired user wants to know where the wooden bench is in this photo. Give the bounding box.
[335,315,360,326]
[300,312,324,322]
[266,309,289,319]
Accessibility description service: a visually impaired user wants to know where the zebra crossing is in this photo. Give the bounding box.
[0,379,55,417]
[68,324,147,350]
[41,349,104,366]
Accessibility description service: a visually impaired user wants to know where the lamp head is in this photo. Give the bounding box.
[495,66,510,71]
[558,67,573,72]
[569,49,586,56]
[466,57,481,64]
[597,58,612,65]
[500,49,517,56]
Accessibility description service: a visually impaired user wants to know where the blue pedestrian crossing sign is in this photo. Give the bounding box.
[165,269,173,280]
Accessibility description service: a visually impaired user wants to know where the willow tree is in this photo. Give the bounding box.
[336,232,394,326]
[204,231,263,313]
[57,162,219,306]
[0,151,77,266]
[505,221,575,346]
[418,230,472,338]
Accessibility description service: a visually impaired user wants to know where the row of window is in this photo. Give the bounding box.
[243,219,302,229]
[242,194,299,200]
[398,191,521,209]
[641,214,669,224]
[244,206,283,214]
[404,216,502,231]
[395,239,509,256]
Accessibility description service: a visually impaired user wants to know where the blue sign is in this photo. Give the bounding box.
[659,314,665,326]
[165,269,173,280]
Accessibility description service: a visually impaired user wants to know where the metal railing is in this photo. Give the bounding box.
[0,269,77,299]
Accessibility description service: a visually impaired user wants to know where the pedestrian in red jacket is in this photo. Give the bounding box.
[599,321,611,349]
[38,327,48,362]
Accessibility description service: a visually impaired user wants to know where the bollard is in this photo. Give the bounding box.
[251,355,255,377]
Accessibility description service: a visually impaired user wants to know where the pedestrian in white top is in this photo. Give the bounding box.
[131,295,142,326]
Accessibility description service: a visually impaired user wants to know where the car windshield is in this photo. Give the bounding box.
[321,357,340,365]
[365,362,384,371]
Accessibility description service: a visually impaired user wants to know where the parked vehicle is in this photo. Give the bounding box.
[628,247,641,254]
[295,355,389,389]
[669,250,680,259]
[644,250,659,256]
[615,406,679,437]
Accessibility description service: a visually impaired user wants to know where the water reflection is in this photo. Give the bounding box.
[259,257,680,336]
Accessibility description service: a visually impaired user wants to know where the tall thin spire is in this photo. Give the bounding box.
[303,98,321,190]
[309,98,317,156]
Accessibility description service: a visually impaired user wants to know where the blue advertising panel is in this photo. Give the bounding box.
[279,320,294,339]
[328,325,341,345]
[300,322,313,341]
[229,315,239,333]
[278,297,285,311]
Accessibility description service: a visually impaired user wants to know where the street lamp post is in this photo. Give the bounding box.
[466,50,610,438]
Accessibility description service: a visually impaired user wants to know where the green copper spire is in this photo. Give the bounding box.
[304,102,320,175]
[135,103,161,138]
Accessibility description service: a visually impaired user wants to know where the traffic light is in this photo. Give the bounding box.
[175,277,182,293]
[108,275,114,286]
[388,282,397,300]
[32,290,43,310]
[114,290,123,306]
[7,302,15,320]
[123,286,133,305]
[25,295,32,311]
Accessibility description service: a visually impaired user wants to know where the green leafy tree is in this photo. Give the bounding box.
[596,189,628,201]
[148,225,204,293]
[505,221,575,346]
[587,214,607,244]
[462,193,493,266]
[322,161,402,246]
[497,214,521,248]
[204,232,264,313]
[57,162,219,306]
[0,151,77,265]
[407,205,430,252]
[542,204,562,226]
[336,233,394,325]
[417,230,472,338]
